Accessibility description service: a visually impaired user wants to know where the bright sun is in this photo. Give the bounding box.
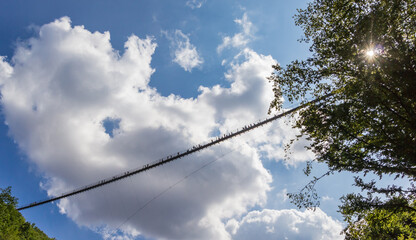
[366,49,375,58]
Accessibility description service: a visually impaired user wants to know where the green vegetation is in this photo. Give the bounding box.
[345,200,416,240]
[0,187,54,240]
[268,0,416,237]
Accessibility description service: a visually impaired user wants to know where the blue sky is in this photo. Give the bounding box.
[0,1,363,239]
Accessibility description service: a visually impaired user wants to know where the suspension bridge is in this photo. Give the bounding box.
[17,93,332,211]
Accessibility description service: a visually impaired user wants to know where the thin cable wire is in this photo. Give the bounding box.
[17,92,333,211]
[111,149,234,236]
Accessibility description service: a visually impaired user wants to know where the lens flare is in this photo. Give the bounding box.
[366,49,375,57]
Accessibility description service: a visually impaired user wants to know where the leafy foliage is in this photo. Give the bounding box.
[344,200,416,239]
[269,0,416,235]
[0,187,54,240]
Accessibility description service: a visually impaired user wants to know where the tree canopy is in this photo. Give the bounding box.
[269,0,416,235]
[345,199,416,239]
[0,187,54,240]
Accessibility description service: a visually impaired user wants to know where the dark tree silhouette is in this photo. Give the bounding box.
[268,0,416,236]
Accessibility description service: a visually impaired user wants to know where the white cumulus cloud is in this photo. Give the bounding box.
[164,29,203,72]
[0,17,321,240]
[230,208,344,240]
[0,17,273,240]
[217,13,254,53]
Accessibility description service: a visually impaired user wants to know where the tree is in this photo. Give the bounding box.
[0,187,54,240]
[345,199,416,239]
[268,0,416,234]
